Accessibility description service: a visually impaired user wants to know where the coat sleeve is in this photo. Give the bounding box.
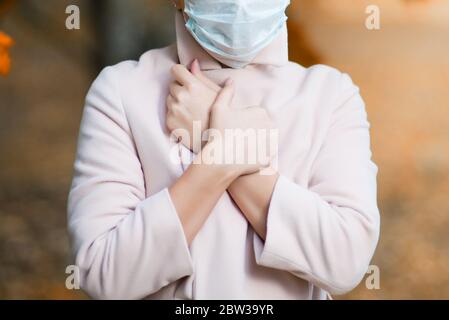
[67,66,194,300]
[253,73,380,295]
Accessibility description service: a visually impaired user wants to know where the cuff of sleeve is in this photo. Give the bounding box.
[253,175,311,270]
[139,188,194,286]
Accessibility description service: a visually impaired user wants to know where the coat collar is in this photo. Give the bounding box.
[175,11,289,71]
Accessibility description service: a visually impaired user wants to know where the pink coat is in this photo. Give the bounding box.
[68,12,380,300]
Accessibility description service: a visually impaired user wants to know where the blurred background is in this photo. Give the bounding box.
[0,0,448,299]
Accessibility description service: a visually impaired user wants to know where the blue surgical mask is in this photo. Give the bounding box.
[184,0,290,69]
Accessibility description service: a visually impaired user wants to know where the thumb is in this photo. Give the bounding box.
[212,79,234,110]
[190,59,221,92]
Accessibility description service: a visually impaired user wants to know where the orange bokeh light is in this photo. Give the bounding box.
[0,31,14,76]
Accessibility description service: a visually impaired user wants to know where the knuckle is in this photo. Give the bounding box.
[166,116,174,130]
[177,90,188,102]
[187,81,199,92]
[171,64,182,75]
[171,103,182,115]
[166,97,173,109]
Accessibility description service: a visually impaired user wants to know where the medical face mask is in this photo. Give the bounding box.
[184,0,290,69]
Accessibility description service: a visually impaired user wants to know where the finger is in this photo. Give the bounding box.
[166,94,181,113]
[190,59,221,92]
[169,82,184,101]
[190,59,201,74]
[166,94,175,109]
[167,95,187,117]
[212,79,234,109]
[171,64,197,87]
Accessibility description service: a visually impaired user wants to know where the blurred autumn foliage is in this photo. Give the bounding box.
[0,0,14,16]
[0,31,13,75]
[0,0,448,299]
[0,0,14,75]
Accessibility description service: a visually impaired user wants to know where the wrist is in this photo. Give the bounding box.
[197,140,242,182]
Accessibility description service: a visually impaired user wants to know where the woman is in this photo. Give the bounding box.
[68,0,380,299]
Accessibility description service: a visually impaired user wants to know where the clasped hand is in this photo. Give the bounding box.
[166,59,275,176]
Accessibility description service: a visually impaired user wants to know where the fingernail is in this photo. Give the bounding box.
[191,59,199,72]
[225,78,234,86]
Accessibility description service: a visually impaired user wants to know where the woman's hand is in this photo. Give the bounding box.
[166,61,277,242]
[203,79,274,176]
[166,60,220,153]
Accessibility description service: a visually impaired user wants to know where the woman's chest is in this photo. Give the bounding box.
[121,69,331,194]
